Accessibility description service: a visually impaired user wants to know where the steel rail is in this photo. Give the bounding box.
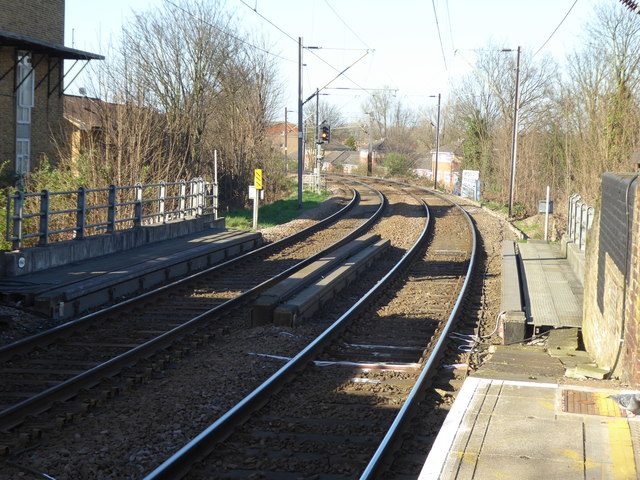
[360,184,477,479]
[0,181,386,432]
[143,197,431,480]
[0,182,363,363]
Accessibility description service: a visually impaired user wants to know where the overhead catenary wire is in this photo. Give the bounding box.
[163,0,295,63]
[431,0,448,72]
[324,0,372,50]
[237,0,373,95]
[533,0,579,57]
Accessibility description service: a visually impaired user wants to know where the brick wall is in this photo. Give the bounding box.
[0,0,66,174]
[583,173,640,385]
[0,49,14,166]
[0,0,65,44]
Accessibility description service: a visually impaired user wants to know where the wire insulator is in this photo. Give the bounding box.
[619,0,640,14]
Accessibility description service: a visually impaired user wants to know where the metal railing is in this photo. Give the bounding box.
[6,178,218,250]
[567,193,594,251]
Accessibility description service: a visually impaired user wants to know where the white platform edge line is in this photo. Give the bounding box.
[418,378,558,480]
[418,377,487,480]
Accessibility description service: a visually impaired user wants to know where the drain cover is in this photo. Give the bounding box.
[562,389,626,417]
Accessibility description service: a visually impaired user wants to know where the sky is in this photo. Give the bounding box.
[64,0,605,123]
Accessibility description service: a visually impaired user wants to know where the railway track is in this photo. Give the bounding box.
[144,182,477,479]
[0,179,386,453]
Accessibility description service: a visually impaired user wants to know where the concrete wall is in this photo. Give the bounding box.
[583,173,640,385]
[1,215,226,277]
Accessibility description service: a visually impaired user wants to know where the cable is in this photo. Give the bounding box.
[163,0,295,63]
[533,0,579,58]
[324,0,372,50]
[445,0,455,53]
[236,0,373,94]
[431,0,448,72]
[608,174,639,378]
[238,0,297,43]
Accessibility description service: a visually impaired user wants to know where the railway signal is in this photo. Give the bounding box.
[320,125,330,143]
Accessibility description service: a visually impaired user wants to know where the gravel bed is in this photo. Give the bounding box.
[0,185,540,479]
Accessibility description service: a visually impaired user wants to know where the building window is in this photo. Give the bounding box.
[16,52,34,124]
[16,139,30,178]
[280,130,285,136]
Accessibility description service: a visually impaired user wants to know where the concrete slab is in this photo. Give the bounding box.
[518,241,583,328]
[0,228,262,318]
[420,378,640,480]
[472,346,565,383]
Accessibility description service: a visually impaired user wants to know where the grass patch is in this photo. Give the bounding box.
[225,189,331,230]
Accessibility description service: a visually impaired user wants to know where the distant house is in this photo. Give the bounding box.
[265,122,298,157]
[0,0,103,182]
[413,143,462,192]
[63,94,105,160]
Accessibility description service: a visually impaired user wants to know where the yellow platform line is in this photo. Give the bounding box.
[607,419,637,479]
[595,392,624,418]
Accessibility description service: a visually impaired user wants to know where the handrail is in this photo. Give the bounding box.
[567,194,594,251]
[5,178,218,249]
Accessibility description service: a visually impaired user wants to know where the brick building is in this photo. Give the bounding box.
[266,122,298,158]
[0,0,102,184]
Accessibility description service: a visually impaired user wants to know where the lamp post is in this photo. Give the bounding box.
[502,46,521,218]
[429,94,441,190]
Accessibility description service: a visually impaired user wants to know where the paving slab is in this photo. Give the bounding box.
[420,377,640,480]
[518,240,583,328]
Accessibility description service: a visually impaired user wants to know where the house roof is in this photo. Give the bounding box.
[324,151,360,166]
[0,30,104,60]
[266,122,298,135]
[64,95,106,130]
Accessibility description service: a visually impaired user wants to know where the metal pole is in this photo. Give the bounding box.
[544,185,550,242]
[367,112,373,176]
[433,93,441,190]
[508,46,521,218]
[297,37,304,209]
[284,107,288,171]
[316,88,321,190]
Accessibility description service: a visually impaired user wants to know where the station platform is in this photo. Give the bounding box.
[0,228,261,319]
[519,240,583,329]
[421,374,640,479]
[420,238,640,478]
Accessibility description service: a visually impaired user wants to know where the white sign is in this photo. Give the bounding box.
[461,170,480,199]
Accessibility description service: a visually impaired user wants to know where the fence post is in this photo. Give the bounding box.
[179,181,186,219]
[189,180,197,217]
[213,182,219,220]
[76,186,86,240]
[107,185,116,233]
[570,194,579,240]
[11,190,23,250]
[159,182,166,223]
[196,178,203,216]
[38,190,50,246]
[134,184,143,227]
[567,194,574,239]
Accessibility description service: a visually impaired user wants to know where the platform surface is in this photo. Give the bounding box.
[519,240,583,328]
[0,228,260,317]
[421,376,640,480]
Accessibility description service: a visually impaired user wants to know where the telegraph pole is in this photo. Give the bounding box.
[505,46,521,218]
[432,93,441,190]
